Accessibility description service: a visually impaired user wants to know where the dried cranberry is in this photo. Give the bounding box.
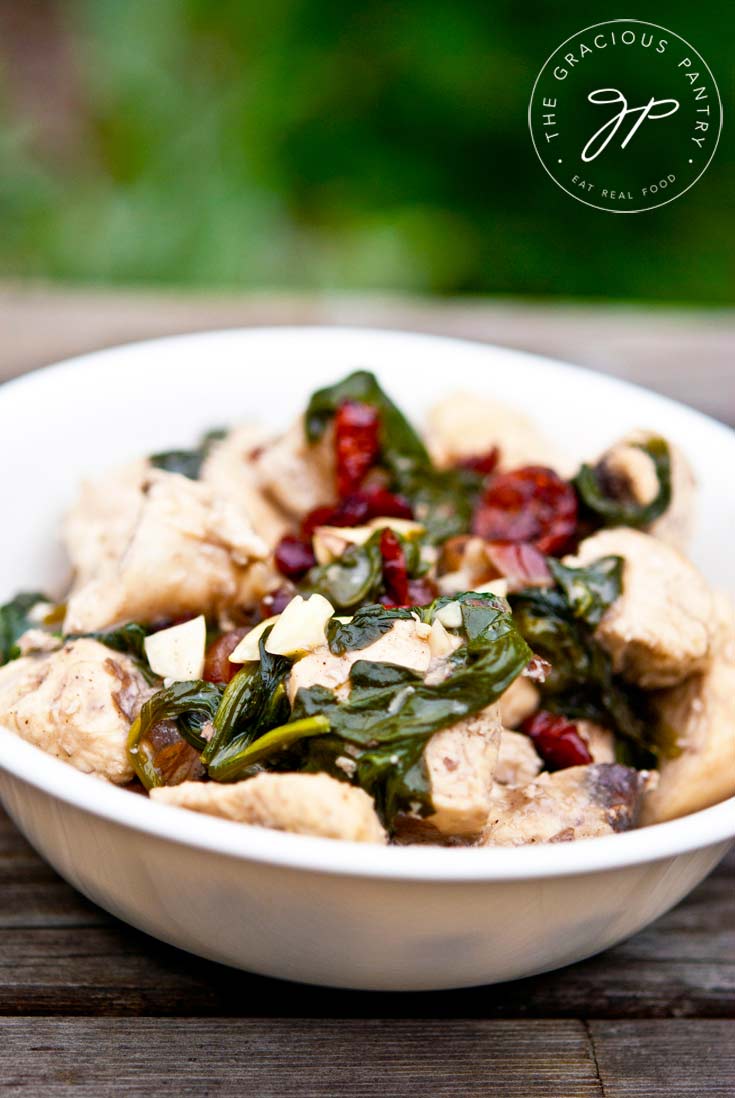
[406,576,438,606]
[456,446,500,476]
[203,627,250,684]
[259,585,296,619]
[301,486,413,537]
[274,535,316,580]
[335,400,381,497]
[484,541,552,590]
[472,466,578,556]
[358,484,413,521]
[520,710,593,770]
[379,528,409,606]
[301,506,337,539]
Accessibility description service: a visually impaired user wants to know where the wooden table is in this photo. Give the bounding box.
[1,286,733,1096]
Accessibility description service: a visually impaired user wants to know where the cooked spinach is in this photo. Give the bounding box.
[306,532,384,610]
[510,559,656,765]
[573,436,671,528]
[0,592,49,664]
[305,370,480,541]
[327,605,415,654]
[546,555,623,628]
[150,428,227,480]
[203,634,291,780]
[127,680,224,788]
[291,593,532,826]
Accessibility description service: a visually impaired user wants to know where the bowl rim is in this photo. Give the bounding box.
[0,324,733,884]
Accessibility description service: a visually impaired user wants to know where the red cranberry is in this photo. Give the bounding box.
[520,710,593,770]
[456,446,500,476]
[274,535,316,580]
[301,487,413,538]
[259,585,296,618]
[203,627,250,684]
[335,400,381,497]
[406,576,438,606]
[379,528,409,606]
[472,466,578,556]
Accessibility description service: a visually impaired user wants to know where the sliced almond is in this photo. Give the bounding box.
[265,594,335,657]
[228,616,279,663]
[144,615,206,681]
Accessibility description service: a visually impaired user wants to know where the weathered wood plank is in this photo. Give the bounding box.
[589,1020,735,1098]
[0,1017,604,1097]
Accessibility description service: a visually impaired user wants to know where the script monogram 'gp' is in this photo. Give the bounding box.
[581,89,680,162]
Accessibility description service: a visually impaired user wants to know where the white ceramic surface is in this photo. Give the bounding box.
[0,326,733,991]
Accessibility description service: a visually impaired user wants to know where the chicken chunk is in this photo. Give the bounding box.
[499,676,540,729]
[64,469,268,632]
[576,720,616,764]
[151,772,386,843]
[63,458,148,588]
[565,528,714,688]
[425,392,575,476]
[0,638,150,782]
[287,618,432,704]
[595,431,696,551]
[422,705,502,837]
[250,417,337,519]
[494,729,542,787]
[642,596,735,824]
[483,764,651,846]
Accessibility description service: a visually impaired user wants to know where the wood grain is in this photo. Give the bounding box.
[0,1018,605,1097]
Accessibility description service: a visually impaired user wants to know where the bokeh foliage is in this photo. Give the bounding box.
[0,0,731,301]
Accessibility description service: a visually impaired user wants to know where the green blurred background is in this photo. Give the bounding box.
[0,0,731,302]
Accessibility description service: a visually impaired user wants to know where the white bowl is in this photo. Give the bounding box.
[0,327,733,991]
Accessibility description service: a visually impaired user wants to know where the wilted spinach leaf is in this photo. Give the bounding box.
[150,428,227,480]
[573,436,671,528]
[127,680,224,788]
[510,559,656,764]
[292,593,532,826]
[547,555,623,628]
[327,605,415,654]
[203,634,291,780]
[0,592,48,664]
[305,532,384,610]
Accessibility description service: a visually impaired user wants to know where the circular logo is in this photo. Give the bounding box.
[528,19,723,212]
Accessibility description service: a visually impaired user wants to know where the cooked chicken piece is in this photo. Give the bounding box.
[151,772,386,843]
[642,596,735,824]
[287,618,432,704]
[494,729,542,787]
[483,764,651,846]
[425,392,575,476]
[576,720,616,764]
[200,425,291,548]
[499,676,540,729]
[64,469,268,631]
[422,705,502,837]
[565,528,714,689]
[63,458,149,587]
[0,638,150,782]
[250,417,337,519]
[596,431,696,550]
